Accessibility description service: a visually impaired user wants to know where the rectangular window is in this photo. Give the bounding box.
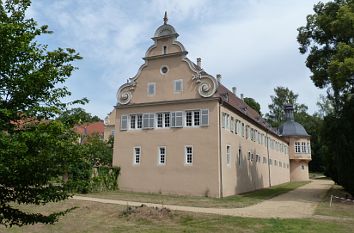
[230,117,234,133]
[174,79,183,93]
[301,142,306,153]
[137,114,143,128]
[175,111,183,127]
[307,142,311,154]
[194,111,200,126]
[143,113,155,129]
[226,145,231,166]
[185,146,193,165]
[186,110,201,127]
[130,115,136,129]
[164,113,170,127]
[241,123,245,137]
[147,82,156,96]
[295,142,301,153]
[222,113,226,128]
[238,148,242,166]
[157,113,163,128]
[133,147,141,164]
[121,115,128,131]
[201,109,209,126]
[158,146,166,165]
[186,111,192,126]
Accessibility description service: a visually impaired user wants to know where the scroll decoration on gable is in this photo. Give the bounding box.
[116,81,136,105]
[192,72,218,98]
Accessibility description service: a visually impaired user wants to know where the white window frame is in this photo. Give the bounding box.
[158,146,166,165]
[295,142,301,153]
[143,113,155,129]
[133,146,141,165]
[174,79,183,93]
[147,82,156,96]
[171,111,183,128]
[185,145,193,165]
[201,109,209,126]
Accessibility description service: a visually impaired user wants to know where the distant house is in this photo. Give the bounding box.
[74,121,104,144]
[104,109,116,141]
[112,13,311,198]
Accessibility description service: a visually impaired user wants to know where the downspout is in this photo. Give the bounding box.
[218,100,223,198]
[266,130,271,187]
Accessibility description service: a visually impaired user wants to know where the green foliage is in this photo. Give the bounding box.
[57,108,101,127]
[81,134,113,166]
[297,0,354,102]
[298,0,354,194]
[243,97,261,115]
[265,87,308,128]
[0,0,85,227]
[90,167,120,192]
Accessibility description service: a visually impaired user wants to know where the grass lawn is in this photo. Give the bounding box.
[315,184,354,219]
[81,181,310,208]
[1,198,353,233]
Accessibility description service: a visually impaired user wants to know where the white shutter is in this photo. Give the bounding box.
[121,115,128,131]
[149,113,155,128]
[171,112,176,127]
[201,109,209,126]
[143,113,149,129]
[175,111,183,127]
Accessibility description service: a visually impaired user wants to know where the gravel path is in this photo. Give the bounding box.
[73,179,333,219]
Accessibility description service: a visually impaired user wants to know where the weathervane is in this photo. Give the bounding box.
[163,11,168,24]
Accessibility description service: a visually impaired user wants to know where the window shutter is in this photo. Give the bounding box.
[171,112,176,127]
[201,109,209,126]
[121,115,128,130]
[149,113,155,128]
[143,113,149,129]
[175,111,183,127]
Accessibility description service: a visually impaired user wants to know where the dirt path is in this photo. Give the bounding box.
[73,179,333,219]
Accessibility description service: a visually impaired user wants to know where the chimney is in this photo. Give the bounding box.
[197,58,201,68]
[240,93,244,100]
[232,87,237,96]
[216,74,221,83]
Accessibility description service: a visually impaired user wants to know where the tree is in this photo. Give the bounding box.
[243,97,261,115]
[0,0,84,226]
[58,108,101,127]
[265,87,308,128]
[81,134,113,167]
[298,0,354,194]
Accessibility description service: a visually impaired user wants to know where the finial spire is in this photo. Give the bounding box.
[163,11,168,24]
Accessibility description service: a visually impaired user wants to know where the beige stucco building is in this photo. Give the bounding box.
[112,14,311,198]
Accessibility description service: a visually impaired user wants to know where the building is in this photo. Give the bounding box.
[104,109,116,141]
[74,121,104,144]
[113,13,311,198]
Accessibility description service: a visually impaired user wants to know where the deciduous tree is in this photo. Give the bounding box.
[0,0,84,226]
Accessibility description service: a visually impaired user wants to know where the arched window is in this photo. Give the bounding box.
[163,46,167,54]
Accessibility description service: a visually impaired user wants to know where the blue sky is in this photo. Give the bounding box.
[28,0,325,119]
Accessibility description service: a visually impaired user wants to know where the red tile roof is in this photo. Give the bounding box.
[74,121,104,136]
[214,84,282,140]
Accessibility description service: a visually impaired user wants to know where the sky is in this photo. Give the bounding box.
[28,0,326,119]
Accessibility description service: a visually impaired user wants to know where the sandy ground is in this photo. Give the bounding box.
[73,179,333,219]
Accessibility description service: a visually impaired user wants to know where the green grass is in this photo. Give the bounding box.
[1,199,353,233]
[315,184,354,219]
[81,181,310,208]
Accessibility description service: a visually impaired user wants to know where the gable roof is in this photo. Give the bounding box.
[214,84,284,140]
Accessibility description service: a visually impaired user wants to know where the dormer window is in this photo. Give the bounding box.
[163,46,167,55]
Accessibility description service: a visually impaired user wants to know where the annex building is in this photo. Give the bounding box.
[113,13,311,198]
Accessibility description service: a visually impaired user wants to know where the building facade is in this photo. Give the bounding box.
[113,14,311,198]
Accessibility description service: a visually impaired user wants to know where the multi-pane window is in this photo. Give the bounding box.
[295,142,301,153]
[164,113,170,127]
[143,113,155,129]
[301,142,306,153]
[130,115,136,129]
[226,145,231,166]
[147,83,156,96]
[137,114,143,128]
[186,110,200,127]
[185,146,193,165]
[157,113,163,128]
[121,115,128,130]
[158,146,166,165]
[134,147,141,164]
[174,80,183,93]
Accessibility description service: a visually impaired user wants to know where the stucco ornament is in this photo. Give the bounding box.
[116,82,136,105]
[192,72,218,98]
